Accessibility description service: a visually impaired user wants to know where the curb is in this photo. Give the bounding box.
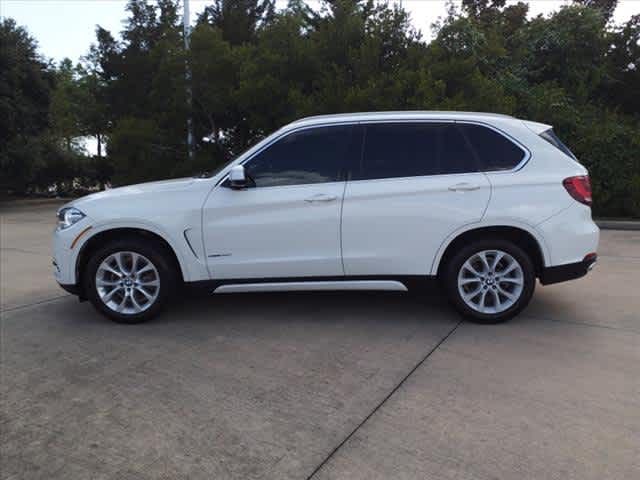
[595,220,640,231]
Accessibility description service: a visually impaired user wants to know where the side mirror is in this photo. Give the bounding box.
[229,165,248,189]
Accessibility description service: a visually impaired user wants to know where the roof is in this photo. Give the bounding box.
[521,119,552,134]
[286,111,516,129]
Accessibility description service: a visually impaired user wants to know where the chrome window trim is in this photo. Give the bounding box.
[356,119,530,172]
[215,121,361,188]
[453,120,531,174]
[214,117,531,188]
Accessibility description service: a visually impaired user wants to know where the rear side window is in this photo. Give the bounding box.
[539,129,577,160]
[459,124,526,171]
[245,125,360,187]
[355,123,477,180]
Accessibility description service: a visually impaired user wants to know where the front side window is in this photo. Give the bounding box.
[244,125,359,187]
[355,123,477,181]
[458,123,526,171]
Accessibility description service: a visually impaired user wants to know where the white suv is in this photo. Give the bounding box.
[53,112,599,324]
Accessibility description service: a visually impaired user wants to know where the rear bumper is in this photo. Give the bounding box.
[540,253,597,285]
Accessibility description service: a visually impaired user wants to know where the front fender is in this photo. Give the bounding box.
[70,219,208,284]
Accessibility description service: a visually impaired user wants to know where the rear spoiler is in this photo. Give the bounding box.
[521,120,552,135]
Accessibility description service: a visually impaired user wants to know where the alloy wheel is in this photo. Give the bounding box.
[95,251,160,315]
[457,249,524,314]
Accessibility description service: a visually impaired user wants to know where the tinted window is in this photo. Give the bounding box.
[459,124,525,171]
[244,125,359,187]
[356,123,477,180]
[442,124,478,174]
[539,129,577,160]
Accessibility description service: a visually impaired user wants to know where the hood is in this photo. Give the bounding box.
[70,177,196,209]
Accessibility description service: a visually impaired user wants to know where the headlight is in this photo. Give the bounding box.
[57,207,86,230]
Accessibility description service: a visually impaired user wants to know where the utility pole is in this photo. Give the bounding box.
[184,0,194,159]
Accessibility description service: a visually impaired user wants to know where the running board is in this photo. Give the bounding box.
[213,280,408,294]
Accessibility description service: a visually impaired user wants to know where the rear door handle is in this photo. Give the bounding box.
[304,194,338,203]
[448,182,480,192]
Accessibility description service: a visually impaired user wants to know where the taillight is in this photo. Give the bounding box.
[563,175,592,206]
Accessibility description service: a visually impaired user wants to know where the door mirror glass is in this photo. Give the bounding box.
[229,165,248,189]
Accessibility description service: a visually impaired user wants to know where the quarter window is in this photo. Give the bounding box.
[244,125,359,187]
[539,128,577,160]
[355,123,477,180]
[458,124,525,171]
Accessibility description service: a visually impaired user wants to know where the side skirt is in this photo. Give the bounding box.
[215,280,407,294]
[185,275,437,295]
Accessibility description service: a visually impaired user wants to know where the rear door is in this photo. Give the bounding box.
[341,122,491,276]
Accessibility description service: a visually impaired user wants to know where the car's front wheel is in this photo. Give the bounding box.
[444,239,535,323]
[84,238,175,323]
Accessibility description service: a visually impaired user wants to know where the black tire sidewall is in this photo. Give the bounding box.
[444,238,536,324]
[84,238,175,323]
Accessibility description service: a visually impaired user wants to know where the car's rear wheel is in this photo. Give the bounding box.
[84,238,175,323]
[444,239,535,323]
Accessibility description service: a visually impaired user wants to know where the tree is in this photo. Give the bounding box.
[198,0,275,45]
[0,18,55,194]
[462,0,507,18]
[3,0,639,216]
[573,0,618,23]
[84,0,189,185]
[49,59,83,152]
[604,14,640,115]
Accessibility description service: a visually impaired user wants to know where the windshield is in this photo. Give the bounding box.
[539,129,577,161]
[195,157,235,179]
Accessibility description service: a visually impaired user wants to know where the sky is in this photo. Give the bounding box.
[2,0,639,64]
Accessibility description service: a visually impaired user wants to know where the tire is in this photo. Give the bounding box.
[83,237,176,323]
[443,238,535,324]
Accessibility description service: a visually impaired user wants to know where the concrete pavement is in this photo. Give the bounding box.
[1,200,68,311]
[1,202,638,479]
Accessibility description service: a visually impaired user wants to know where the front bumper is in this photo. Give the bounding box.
[52,211,95,292]
[57,281,81,296]
[54,259,82,296]
[540,253,597,285]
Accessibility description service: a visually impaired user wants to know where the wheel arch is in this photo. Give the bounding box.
[75,226,186,298]
[432,223,549,278]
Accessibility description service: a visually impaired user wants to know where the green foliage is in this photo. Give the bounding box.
[0,19,54,193]
[1,0,639,216]
[0,19,108,195]
[49,59,85,152]
[109,117,160,185]
[198,0,275,45]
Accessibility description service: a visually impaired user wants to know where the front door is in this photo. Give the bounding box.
[202,124,362,280]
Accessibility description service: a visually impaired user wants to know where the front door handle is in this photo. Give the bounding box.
[304,194,338,203]
[448,182,480,192]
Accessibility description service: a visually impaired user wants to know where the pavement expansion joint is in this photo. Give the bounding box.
[304,320,463,480]
[0,294,70,315]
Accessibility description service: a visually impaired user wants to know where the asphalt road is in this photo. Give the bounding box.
[1,201,639,480]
